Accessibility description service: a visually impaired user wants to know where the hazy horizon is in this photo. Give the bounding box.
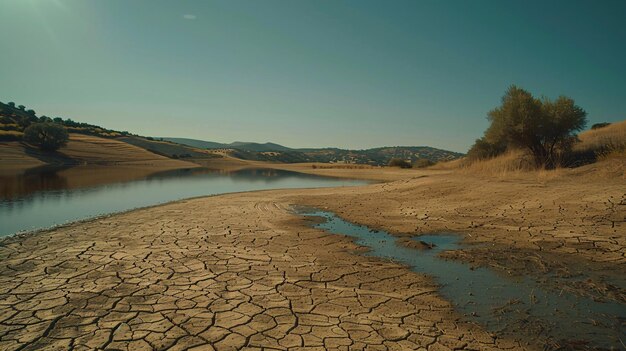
[1,0,625,153]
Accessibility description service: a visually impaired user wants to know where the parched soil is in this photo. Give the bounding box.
[1,193,530,351]
[293,163,625,303]
[0,159,624,350]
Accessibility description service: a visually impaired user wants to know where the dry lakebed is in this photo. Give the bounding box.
[0,164,624,351]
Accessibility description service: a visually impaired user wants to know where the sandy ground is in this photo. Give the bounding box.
[0,158,624,350]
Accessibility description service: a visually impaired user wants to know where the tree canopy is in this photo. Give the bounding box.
[23,123,69,151]
[469,85,587,168]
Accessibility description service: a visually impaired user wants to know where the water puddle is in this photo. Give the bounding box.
[299,209,625,349]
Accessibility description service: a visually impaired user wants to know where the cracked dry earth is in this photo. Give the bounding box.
[0,189,528,351]
[1,164,624,351]
[294,170,626,291]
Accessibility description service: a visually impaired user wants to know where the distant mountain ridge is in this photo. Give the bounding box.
[161,137,464,165]
[2,100,463,167]
[162,138,295,152]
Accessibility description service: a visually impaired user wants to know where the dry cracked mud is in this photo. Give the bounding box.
[1,168,624,351]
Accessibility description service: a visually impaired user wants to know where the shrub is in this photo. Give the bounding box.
[388,158,412,168]
[467,137,507,160]
[574,120,626,161]
[591,122,611,130]
[23,122,69,151]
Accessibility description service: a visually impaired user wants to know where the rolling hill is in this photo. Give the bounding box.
[161,137,464,165]
[162,138,294,152]
[1,100,463,169]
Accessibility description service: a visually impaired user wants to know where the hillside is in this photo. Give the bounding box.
[0,134,198,174]
[162,137,464,165]
[0,101,211,173]
[1,99,462,169]
[118,136,220,160]
[0,101,132,140]
[163,138,294,152]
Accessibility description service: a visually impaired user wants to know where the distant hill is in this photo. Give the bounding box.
[1,100,463,168]
[229,141,293,152]
[159,138,228,150]
[161,137,464,165]
[163,138,294,152]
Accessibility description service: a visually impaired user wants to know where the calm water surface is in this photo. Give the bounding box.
[0,167,366,237]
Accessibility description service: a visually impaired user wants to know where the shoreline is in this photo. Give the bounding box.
[0,186,534,350]
[0,159,624,350]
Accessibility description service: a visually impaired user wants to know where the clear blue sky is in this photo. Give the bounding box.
[1,0,624,152]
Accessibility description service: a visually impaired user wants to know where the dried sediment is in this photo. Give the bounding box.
[1,161,624,350]
[0,191,528,351]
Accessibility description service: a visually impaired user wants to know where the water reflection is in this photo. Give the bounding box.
[0,166,366,237]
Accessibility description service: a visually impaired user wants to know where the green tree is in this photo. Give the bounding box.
[467,136,506,160]
[472,85,587,168]
[7,102,15,108]
[39,115,52,123]
[23,123,69,151]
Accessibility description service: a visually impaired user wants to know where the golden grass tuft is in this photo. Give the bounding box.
[458,150,537,177]
[575,120,626,159]
[428,158,465,170]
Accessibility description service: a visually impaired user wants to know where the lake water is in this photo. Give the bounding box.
[299,209,626,349]
[0,167,367,237]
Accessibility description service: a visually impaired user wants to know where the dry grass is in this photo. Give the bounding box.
[458,150,537,177]
[0,133,199,174]
[428,150,535,176]
[62,134,199,167]
[448,119,625,177]
[428,158,465,170]
[575,120,626,158]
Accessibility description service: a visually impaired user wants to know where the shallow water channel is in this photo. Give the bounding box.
[300,209,625,349]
